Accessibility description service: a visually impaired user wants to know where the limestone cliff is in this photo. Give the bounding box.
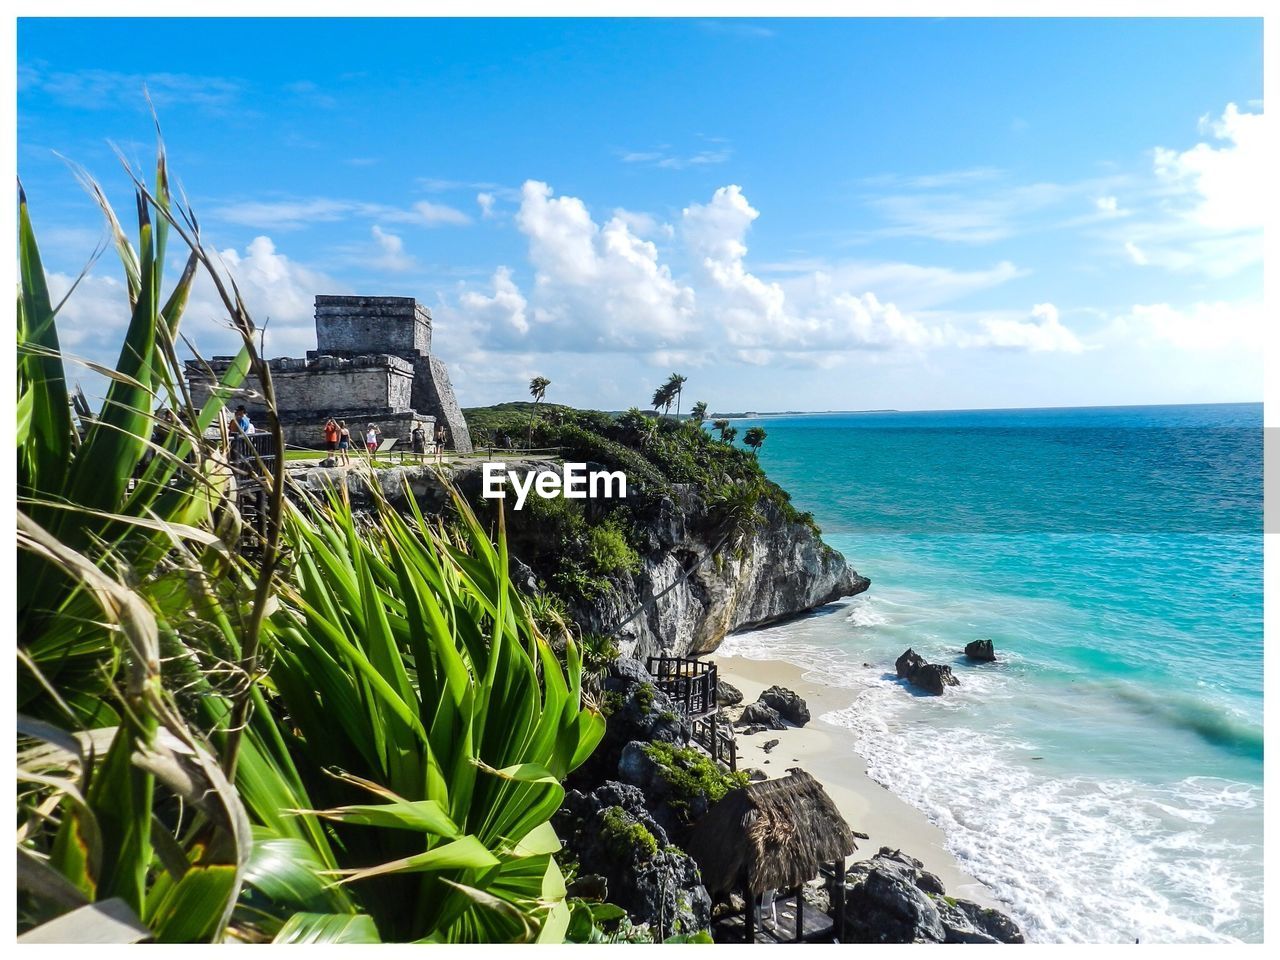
[305,459,869,660]
[564,483,867,660]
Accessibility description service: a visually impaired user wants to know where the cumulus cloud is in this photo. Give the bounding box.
[1154,103,1263,233]
[192,236,342,358]
[441,180,1054,365]
[510,180,696,349]
[1120,103,1263,276]
[974,303,1085,354]
[458,267,529,336]
[42,235,339,403]
[1110,301,1263,351]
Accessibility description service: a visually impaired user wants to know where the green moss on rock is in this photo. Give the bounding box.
[600,805,658,860]
[641,741,749,814]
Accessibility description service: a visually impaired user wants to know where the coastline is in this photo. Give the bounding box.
[713,653,1002,912]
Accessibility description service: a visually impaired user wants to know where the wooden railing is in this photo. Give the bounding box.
[646,655,718,718]
[228,432,278,472]
[645,655,737,771]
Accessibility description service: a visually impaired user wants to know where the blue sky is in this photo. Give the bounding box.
[18,17,1264,412]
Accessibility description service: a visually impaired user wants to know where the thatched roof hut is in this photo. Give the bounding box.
[686,768,858,897]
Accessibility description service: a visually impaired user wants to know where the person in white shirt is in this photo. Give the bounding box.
[365,424,379,454]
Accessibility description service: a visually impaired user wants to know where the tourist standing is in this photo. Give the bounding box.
[338,420,351,465]
[323,417,339,458]
[365,423,379,454]
[233,405,254,434]
[434,423,448,464]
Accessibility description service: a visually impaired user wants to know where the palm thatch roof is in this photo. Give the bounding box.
[686,768,858,896]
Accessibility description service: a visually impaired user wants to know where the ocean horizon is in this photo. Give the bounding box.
[719,401,1263,943]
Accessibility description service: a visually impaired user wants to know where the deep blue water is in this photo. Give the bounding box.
[718,403,1263,942]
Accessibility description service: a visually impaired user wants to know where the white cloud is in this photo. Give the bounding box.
[1110,301,1263,351]
[195,236,342,358]
[1117,103,1264,277]
[459,267,529,336]
[412,200,471,226]
[40,236,339,403]
[369,225,415,272]
[443,181,1047,364]
[477,192,496,218]
[214,196,471,230]
[865,180,1087,244]
[1154,103,1263,233]
[510,180,697,349]
[1095,195,1120,215]
[619,143,733,170]
[974,303,1085,354]
[20,65,241,110]
[1124,241,1149,266]
[46,272,132,352]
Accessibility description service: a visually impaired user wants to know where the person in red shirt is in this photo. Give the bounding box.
[323,418,339,457]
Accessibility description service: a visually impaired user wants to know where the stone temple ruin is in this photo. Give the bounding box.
[186,295,473,454]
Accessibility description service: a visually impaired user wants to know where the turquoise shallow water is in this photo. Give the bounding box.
[716,403,1263,943]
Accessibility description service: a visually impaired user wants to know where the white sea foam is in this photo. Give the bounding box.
[718,625,1263,943]
[826,687,1262,943]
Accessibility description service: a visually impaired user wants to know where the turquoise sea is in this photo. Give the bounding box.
[717,403,1263,943]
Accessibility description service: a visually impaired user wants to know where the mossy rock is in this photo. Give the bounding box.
[641,741,749,820]
[600,805,658,860]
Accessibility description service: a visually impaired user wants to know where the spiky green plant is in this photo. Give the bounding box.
[16,141,287,942]
[242,481,605,942]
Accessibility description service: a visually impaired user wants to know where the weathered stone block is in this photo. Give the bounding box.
[314,295,432,358]
[414,356,473,453]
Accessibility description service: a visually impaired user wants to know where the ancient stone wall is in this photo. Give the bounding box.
[314,295,431,358]
[187,355,415,419]
[272,355,415,416]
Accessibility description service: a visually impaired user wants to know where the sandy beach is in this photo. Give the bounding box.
[714,653,1001,910]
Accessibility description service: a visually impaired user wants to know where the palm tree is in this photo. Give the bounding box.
[651,382,675,418]
[689,400,708,427]
[665,373,688,419]
[721,425,738,444]
[712,418,731,440]
[528,375,550,447]
[744,425,767,456]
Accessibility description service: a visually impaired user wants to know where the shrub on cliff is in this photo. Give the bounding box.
[588,518,641,575]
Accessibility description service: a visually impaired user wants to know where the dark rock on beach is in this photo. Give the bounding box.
[715,678,744,706]
[895,648,959,696]
[762,738,780,754]
[935,898,1026,944]
[913,662,959,695]
[738,700,787,730]
[843,848,946,943]
[964,639,997,662]
[758,685,811,726]
[895,648,926,680]
[842,848,1024,944]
